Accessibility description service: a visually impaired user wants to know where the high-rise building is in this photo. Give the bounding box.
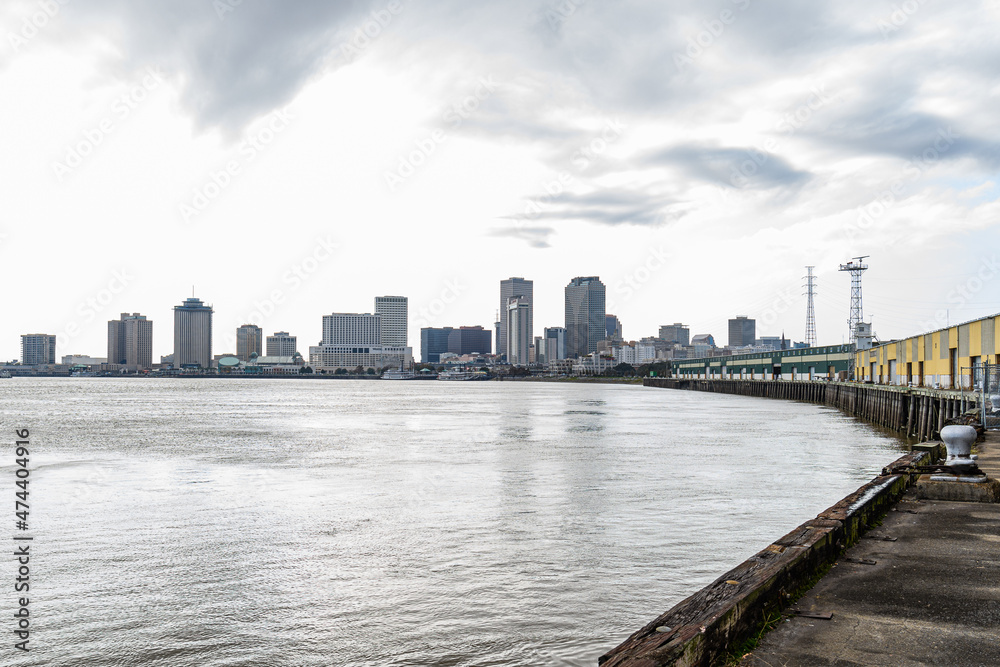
[173,297,213,368]
[507,296,531,366]
[374,296,408,347]
[605,314,623,342]
[117,313,153,369]
[543,327,567,361]
[266,332,297,357]
[322,313,381,346]
[20,334,55,366]
[728,316,756,348]
[565,276,606,358]
[421,327,454,363]
[310,312,409,371]
[447,326,492,356]
[659,323,690,347]
[236,324,263,361]
[499,278,532,359]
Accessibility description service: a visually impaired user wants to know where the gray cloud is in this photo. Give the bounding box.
[644,144,812,190]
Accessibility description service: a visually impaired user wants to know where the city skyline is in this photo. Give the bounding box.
[2,3,999,362]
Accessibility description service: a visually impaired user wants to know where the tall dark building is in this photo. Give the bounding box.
[447,326,492,356]
[421,327,453,363]
[605,314,623,341]
[728,316,756,348]
[565,276,606,358]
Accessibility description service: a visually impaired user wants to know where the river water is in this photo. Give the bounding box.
[0,378,904,666]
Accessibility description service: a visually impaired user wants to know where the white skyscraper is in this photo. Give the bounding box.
[266,332,298,357]
[506,295,531,366]
[499,277,532,360]
[374,296,408,347]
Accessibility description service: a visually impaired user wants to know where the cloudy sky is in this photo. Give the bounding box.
[2,0,999,361]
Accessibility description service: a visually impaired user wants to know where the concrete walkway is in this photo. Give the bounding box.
[741,434,1000,667]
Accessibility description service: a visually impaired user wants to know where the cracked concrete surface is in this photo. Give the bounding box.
[741,433,1000,667]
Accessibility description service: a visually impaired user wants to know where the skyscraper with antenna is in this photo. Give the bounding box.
[803,266,817,347]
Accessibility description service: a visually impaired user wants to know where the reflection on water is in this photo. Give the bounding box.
[0,378,904,667]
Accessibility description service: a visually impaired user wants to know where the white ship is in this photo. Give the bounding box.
[381,369,417,380]
[437,370,480,381]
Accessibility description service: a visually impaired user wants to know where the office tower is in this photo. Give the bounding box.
[266,332,297,357]
[605,314,623,341]
[499,278,533,359]
[533,336,544,364]
[236,324,263,361]
[421,327,454,363]
[659,323,690,347]
[507,296,531,365]
[123,314,153,369]
[544,327,567,361]
[173,297,213,368]
[20,334,56,366]
[728,316,756,348]
[565,276,606,358]
[374,296,408,347]
[447,326,492,356]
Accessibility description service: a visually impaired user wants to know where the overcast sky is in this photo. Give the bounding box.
[2,0,999,361]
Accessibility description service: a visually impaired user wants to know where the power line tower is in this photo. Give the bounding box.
[803,266,817,347]
[838,256,869,346]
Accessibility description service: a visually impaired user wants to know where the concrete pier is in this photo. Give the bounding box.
[740,433,1000,666]
[643,378,977,443]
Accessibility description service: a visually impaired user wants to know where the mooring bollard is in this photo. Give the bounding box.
[936,424,982,479]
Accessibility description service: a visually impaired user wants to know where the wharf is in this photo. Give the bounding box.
[740,432,1000,667]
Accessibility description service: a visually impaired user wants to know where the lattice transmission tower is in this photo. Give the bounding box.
[838,256,869,346]
[803,266,817,347]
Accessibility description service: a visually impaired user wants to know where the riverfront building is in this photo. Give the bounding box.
[728,316,756,348]
[672,344,854,380]
[266,331,297,357]
[856,312,1000,389]
[374,296,408,347]
[310,312,410,371]
[173,297,213,369]
[236,324,262,362]
[565,276,606,358]
[421,326,493,363]
[108,313,153,370]
[21,334,56,366]
[499,278,533,360]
